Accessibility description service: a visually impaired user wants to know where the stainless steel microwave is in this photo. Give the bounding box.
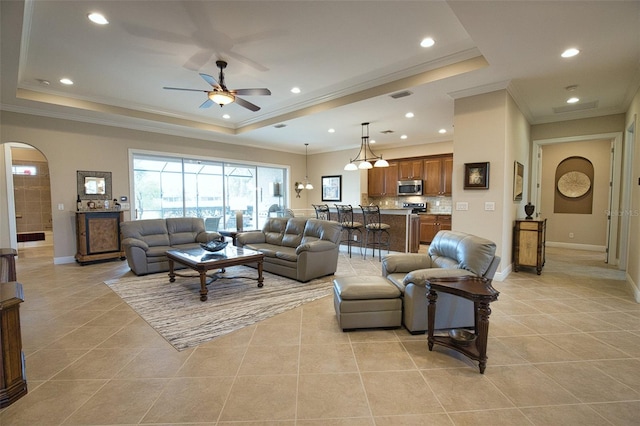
[397,180,423,196]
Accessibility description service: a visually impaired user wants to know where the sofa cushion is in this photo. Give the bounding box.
[121,219,170,247]
[275,246,298,262]
[263,217,288,245]
[282,218,306,248]
[301,218,341,245]
[428,230,496,277]
[167,217,206,246]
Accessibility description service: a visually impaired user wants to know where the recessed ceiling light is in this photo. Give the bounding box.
[400,135,408,140]
[567,97,580,104]
[328,128,335,133]
[420,37,435,48]
[291,87,301,94]
[439,128,447,134]
[561,48,580,58]
[59,78,74,85]
[87,12,109,25]
[405,112,414,118]
[222,114,230,119]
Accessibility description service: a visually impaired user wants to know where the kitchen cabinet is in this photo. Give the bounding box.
[423,154,453,196]
[75,211,126,265]
[368,162,398,196]
[398,159,423,180]
[513,218,546,274]
[419,214,451,243]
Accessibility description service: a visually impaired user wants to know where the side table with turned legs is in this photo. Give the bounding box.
[426,276,499,374]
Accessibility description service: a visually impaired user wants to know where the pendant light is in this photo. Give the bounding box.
[294,143,313,197]
[344,122,389,170]
[303,143,313,189]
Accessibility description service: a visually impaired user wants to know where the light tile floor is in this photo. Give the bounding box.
[1,245,639,425]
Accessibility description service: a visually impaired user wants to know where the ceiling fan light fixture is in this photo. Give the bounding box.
[209,91,235,106]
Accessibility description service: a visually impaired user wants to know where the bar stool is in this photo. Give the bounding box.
[312,204,331,220]
[334,204,363,258]
[360,205,391,261]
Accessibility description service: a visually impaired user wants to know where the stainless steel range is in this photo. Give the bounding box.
[403,202,427,213]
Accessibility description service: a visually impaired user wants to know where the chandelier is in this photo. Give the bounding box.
[294,143,313,197]
[344,122,389,170]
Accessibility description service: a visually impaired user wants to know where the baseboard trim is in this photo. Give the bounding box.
[54,256,76,265]
[627,272,640,303]
[546,241,606,252]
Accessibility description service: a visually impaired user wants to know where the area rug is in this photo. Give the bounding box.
[105,267,333,350]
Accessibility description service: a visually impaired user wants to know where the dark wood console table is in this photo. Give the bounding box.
[426,276,499,374]
[0,281,28,408]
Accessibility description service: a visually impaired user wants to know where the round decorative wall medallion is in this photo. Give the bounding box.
[557,171,591,198]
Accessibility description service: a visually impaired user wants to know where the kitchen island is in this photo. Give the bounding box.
[329,207,420,253]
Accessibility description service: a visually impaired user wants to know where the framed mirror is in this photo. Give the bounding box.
[77,170,112,200]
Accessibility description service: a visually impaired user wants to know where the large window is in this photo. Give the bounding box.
[132,153,288,231]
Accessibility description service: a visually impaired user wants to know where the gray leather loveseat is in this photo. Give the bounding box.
[236,217,342,282]
[382,230,500,334]
[121,217,222,275]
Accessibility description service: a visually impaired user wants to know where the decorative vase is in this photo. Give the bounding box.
[524,202,535,219]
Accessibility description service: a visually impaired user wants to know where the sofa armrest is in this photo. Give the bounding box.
[295,240,336,254]
[196,231,223,243]
[122,237,149,252]
[403,268,475,287]
[236,231,266,246]
[381,253,432,277]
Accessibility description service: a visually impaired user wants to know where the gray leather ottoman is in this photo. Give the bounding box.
[333,276,402,331]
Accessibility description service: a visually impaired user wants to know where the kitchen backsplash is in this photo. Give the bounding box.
[367,195,452,214]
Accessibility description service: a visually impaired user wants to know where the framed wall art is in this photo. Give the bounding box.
[321,175,342,202]
[464,162,490,189]
[513,161,524,201]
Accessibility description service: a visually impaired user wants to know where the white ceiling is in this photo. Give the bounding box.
[2,1,639,155]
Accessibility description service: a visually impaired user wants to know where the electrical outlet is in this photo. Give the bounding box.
[569,232,574,238]
[57,203,64,211]
[353,235,358,241]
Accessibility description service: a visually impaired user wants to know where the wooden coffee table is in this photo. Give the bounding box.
[166,246,265,301]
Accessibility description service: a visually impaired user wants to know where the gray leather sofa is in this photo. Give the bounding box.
[121,217,222,275]
[236,217,342,282]
[382,230,500,334]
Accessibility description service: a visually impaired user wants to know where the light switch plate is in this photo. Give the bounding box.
[456,202,469,211]
[485,202,495,211]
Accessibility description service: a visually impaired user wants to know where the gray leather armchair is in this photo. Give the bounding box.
[382,230,500,334]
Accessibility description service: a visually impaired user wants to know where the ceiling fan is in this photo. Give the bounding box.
[163,60,271,111]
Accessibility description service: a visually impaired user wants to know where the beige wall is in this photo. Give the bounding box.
[540,139,611,247]
[624,87,640,300]
[452,90,530,277]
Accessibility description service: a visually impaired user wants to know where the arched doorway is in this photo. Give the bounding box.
[1,142,54,259]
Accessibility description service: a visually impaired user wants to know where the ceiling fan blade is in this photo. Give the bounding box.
[199,99,214,108]
[234,96,261,112]
[163,87,208,92]
[199,73,220,89]
[233,88,271,96]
